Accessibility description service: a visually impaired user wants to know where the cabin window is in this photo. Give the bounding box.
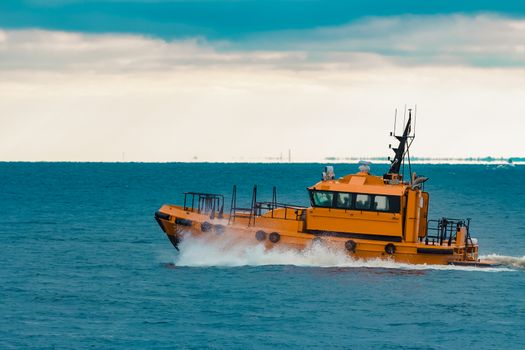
[335,192,353,209]
[312,191,334,207]
[310,190,401,213]
[374,195,389,211]
[388,196,401,213]
[355,194,371,210]
[373,195,401,213]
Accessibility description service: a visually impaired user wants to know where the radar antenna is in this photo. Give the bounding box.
[387,108,416,176]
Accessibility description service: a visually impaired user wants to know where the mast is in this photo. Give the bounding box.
[388,110,412,175]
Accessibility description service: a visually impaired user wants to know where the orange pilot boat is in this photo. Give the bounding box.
[155,110,495,267]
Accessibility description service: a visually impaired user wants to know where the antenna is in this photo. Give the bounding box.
[386,106,416,176]
[413,104,417,138]
[403,104,407,131]
[393,108,397,136]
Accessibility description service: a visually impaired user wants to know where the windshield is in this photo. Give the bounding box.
[311,191,334,207]
[310,190,401,213]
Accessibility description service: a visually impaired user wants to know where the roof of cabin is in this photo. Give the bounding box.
[308,171,407,196]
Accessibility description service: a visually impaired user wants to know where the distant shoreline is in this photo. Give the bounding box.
[320,157,523,165]
[0,159,523,165]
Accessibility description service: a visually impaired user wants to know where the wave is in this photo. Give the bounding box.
[172,234,513,272]
[480,254,525,269]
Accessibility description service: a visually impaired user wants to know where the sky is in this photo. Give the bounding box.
[1,1,524,162]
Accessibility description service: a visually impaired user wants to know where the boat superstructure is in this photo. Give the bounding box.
[155,110,492,266]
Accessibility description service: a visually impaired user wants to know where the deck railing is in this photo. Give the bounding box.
[229,185,306,225]
[424,217,470,246]
[183,192,224,219]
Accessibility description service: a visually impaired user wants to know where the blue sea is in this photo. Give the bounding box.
[1,162,524,349]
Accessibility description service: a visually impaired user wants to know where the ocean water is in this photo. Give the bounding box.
[1,162,524,349]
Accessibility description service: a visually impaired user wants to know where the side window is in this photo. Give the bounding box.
[374,195,389,211]
[335,192,353,209]
[388,196,401,213]
[355,194,371,210]
[312,191,334,208]
[373,195,401,213]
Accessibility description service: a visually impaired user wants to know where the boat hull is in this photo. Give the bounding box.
[155,204,487,266]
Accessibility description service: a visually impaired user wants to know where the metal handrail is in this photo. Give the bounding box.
[255,201,307,221]
[183,192,224,219]
[229,185,307,224]
[424,217,470,246]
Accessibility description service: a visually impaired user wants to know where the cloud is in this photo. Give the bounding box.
[0,14,524,161]
[0,14,524,74]
[0,29,308,73]
[239,14,525,68]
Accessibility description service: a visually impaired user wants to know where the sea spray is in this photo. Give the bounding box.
[173,233,513,272]
[175,234,351,267]
[480,254,525,269]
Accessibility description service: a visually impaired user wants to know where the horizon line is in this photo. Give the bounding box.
[0,158,523,165]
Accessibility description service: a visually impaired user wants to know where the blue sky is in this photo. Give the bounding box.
[1,1,525,161]
[2,0,524,39]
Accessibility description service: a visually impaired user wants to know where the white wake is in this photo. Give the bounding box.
[480,254,525,269]
[172,234,514,272]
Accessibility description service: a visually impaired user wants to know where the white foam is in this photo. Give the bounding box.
[480,254,525,269]
[173,233,513,272]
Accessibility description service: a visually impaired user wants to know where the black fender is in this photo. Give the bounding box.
[155,211,170,220]
[269,232,280,243]
[201,222,212,232]
[255,230,267,241]
[385,243,396,255]
[345,240,357,253]
[175,218,192,226]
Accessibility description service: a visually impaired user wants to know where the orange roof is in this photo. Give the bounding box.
[308,171,407,196]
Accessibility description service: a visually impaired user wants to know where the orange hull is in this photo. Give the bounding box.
[155,204,486,266]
